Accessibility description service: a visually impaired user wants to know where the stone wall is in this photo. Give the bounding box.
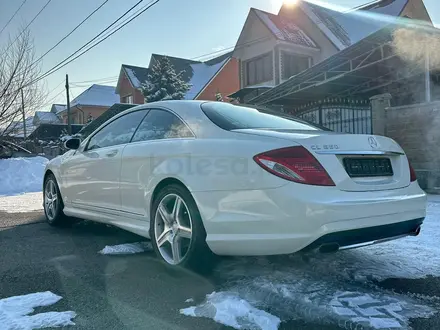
[385,101,440,193]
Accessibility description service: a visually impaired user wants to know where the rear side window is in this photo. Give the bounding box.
[131,109,193,142]
[201,102,321,131]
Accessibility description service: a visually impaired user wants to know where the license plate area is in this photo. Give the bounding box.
[343,157,393,177]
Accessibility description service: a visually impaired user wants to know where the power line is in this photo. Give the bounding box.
[5,0,52,53]
[0,0,27,36]
[26,0,160,89]
[35,0,148,83]
[48,79,65,94]
[71,75,118,84]
[71,80,118,87]
[190,34,273,61]
[41,88,65,108]
[30,0,110,69]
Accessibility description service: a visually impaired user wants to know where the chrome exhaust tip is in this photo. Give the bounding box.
[410,225,421,236]
[318,243,340,253]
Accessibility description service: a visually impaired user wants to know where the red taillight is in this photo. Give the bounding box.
[253,146,335,186]
[408,159,417,182]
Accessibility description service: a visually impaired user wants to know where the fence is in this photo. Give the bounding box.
[292,99,372,134]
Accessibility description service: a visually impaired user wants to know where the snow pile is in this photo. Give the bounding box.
[0,192,43,213]
[0,291,76,329]
[181,291,280,330]
[0,156,48,196]
[99,242,152,255]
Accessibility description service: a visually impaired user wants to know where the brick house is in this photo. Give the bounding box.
[57,84,119,124]
[230,0,432,103]
[115,52,239,104]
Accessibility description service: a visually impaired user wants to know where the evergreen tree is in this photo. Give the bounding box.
[142,56,190,103]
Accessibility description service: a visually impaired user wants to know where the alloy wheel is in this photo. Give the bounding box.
[44,179,58,221]
[154,193,193,265]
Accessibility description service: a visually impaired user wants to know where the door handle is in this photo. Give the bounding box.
[105,150,118,157]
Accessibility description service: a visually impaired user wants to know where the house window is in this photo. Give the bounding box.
[246,53,273,86]
[282,53,311,80]
[122,94,134,104]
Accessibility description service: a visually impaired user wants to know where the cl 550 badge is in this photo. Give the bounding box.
[311,144,340,151]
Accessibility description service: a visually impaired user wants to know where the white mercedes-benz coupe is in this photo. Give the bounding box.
[43,101,426,268]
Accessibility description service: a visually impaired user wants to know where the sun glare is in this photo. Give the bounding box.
[283,0,298,6]
[272,0,297,11]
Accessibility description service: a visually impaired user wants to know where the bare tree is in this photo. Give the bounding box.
[0,29,47,139]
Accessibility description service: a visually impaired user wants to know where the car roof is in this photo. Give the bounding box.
[86,100,218,140]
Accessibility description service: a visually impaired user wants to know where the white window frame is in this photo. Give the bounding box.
[122,94,134,104]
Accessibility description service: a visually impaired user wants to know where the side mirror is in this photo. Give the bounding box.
[64,138,81,150]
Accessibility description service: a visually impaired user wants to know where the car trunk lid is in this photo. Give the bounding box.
[233,128,410,192]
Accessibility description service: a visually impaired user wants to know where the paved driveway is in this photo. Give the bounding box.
[1,210,439,330]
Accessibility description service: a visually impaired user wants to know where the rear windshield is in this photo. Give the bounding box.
[201,102,321,131]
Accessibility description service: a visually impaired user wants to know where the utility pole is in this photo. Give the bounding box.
[65,74,71,135]
[21,88,26,139]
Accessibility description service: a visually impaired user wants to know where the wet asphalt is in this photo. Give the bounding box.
[0,211,439,330]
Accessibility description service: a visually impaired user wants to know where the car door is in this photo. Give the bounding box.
[119,109,194,217]
[60,110,148,212]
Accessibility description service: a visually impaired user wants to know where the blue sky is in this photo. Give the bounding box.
[0,0,438,111]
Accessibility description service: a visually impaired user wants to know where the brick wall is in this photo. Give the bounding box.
[385,101,440,193]
[118,72,145,104]
[61,106,110,124]
[196,58,239,101]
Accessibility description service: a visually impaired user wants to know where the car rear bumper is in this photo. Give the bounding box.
[192,182,427,256]
[301,217,424,253]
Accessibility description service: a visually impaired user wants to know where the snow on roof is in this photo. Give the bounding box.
[125,68,140,88]
[118,53,231,100]
[3,117,35,137]
[34,111,60,123]
[355,0,408,16]
[70,84,119,108]
[253,8,317,48]
[52,104,65,113]
[122,65,150,89]
[184,57,230,100]
[299,1,404,50]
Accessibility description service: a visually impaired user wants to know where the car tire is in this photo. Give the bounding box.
[150,183,215,271]
[43,174,72,227]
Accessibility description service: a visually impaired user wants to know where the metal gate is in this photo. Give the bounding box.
[293,99,372,134]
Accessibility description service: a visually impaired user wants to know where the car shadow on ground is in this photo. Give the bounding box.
[0,219,225,329]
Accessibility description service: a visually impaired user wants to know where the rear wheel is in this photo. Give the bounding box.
[150,184,214,270]
[44,174,70,226]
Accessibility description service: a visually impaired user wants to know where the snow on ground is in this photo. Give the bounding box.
[182,196,440,330]
[306,199,440,281]
[0,291,76,329]
[99,242,152,255]
[181,292,280,330]
[0,156,48,196]
[0,192,43,213]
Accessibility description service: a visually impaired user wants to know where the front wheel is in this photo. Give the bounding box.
[150,184,214,270]
[44,174,69,226]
